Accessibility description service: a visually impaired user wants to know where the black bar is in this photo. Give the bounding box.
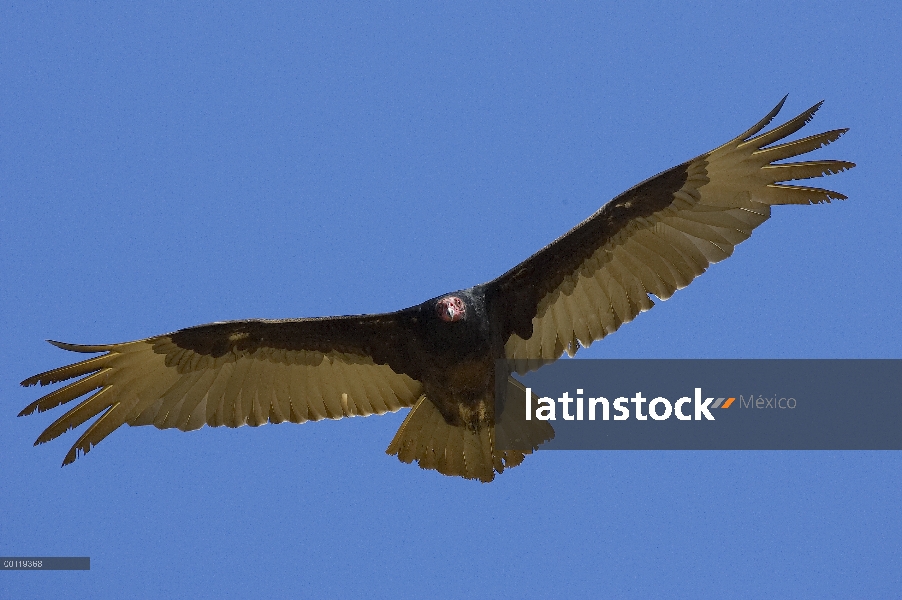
[496,359,902,450]
[1,557,90,570]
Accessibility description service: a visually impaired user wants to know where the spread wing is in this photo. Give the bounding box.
[486,98,854,372]
[20,314,425,465]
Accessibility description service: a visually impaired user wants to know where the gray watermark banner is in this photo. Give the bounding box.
[1,557,90,570]
[495,360,902,450]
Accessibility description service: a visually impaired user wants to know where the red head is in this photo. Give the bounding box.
[436,296,466,322]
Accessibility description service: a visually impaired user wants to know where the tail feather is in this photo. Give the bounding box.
[388,396,496,482]
[386,378,554,482]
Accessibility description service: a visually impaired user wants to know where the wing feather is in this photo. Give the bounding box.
[760,160,854,183]
[205,360,237,427]
[64,404,126,466]
[244,356,270,426]
[184,393,210,432]
[568,284,595,347]
[20,370,110,417]
[642,230,698,286]
[488,99,853,372]
[20,353,111,388]
[167,370,215,428]
[222,357,253,427]
[629,234,686,292]
[738,101,823,149]
[157,369,204,420]
[20,314,425,464]
[656,223,709,275]
[34,386,115,445]
[752,129,847,162]
[169,371,213,429]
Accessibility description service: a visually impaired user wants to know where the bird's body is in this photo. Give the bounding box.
[21,98,854,482]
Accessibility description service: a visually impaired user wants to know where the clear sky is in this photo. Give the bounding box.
[2,2,900,598]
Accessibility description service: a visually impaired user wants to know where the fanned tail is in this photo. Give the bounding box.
[386,378,554,482]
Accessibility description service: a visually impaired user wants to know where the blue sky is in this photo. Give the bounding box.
[2,2,900,598]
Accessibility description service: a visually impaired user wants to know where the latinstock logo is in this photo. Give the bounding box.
[498,359,900,451]
[524,388,743,422]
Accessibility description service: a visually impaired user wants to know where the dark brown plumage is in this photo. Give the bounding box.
[20,98,854,481]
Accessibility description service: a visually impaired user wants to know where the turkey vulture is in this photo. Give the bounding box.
[20,98,854,482]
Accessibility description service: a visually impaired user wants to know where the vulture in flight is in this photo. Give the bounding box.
[20,98,854,482]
